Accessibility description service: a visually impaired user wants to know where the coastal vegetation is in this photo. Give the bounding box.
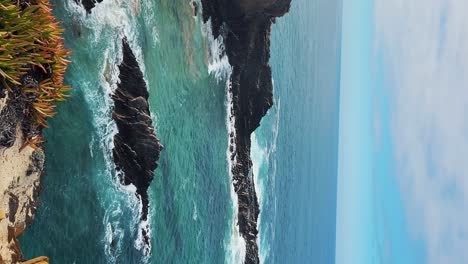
[0,0,70,149]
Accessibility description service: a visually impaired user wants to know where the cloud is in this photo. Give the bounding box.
[373,0,468,263]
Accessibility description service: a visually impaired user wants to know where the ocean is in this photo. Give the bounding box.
[19,0,342,263]
[259,0,342,263]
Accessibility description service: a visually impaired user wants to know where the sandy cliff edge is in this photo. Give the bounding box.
[0,107,45,263]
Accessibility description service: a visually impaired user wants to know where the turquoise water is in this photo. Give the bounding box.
[21,0,231,263]
[19,0,342,263]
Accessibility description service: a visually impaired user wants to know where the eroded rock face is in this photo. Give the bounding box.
[112,38,163,249]
[201,1,291,263]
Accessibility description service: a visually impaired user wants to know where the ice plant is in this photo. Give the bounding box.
[0,0,70,148]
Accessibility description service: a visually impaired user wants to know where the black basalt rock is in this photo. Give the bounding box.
[112,38,163,248]
[74,0,103,13]
[201,0,291,263]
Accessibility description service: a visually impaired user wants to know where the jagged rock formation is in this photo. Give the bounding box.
[74,0,103,13]
[112,38,163,250]
[201,0,291,263]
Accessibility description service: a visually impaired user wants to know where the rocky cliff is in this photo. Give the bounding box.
[112,38,163,252]
[201,0,291,263]
[0,140,44,264]
[0,0,69,262]
[0,71,46,264]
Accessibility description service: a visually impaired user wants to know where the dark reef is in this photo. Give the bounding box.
[112,38,163,249]
[74,0,103,13]
[201,0,291,263]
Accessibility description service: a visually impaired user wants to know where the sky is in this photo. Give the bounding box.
[336,0,468,263]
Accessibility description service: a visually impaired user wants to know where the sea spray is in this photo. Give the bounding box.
[250,133,266,262]
[202,22,230,81]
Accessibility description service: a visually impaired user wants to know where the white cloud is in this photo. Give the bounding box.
[373,0,468,263]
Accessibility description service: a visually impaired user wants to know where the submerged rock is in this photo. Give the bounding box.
[201,0,291,263]
[112,38,163,251]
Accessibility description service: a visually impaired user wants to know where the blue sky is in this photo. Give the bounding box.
[337,0,468,262]
[335,0,429,263]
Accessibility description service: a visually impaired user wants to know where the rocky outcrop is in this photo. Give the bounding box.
[201,0,291,263]
[73,0,103,13]
[112,38,163,251]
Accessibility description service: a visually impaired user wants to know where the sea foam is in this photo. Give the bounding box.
[252,96,281,263]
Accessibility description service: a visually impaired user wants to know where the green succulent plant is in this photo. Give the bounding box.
[0,0,70,150]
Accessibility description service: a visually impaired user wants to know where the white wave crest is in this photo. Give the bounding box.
[202,21,230,81]
[252,96,281,263]
[193,201,199,221]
